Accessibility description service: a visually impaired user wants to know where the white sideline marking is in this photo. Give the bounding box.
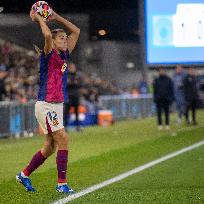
[52,140,204,204]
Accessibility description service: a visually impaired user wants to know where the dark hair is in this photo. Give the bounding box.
[34,29,66,56]
[51,29,65,39]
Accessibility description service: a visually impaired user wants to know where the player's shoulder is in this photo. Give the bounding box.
[40,49,54,59]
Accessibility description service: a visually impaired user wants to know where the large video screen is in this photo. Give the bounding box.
[146,0,204,64]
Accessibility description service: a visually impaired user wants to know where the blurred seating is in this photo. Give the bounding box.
[0,40,150,103]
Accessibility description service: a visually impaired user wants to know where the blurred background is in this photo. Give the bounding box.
[0,2,203,203]
[0,0,204,136]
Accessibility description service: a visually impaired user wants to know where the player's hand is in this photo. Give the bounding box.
[30,11,42,22]
[49,10,59,21]
[50,10,56,20]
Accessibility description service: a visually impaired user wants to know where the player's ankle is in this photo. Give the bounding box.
[58,182,67,186]
[21,171,29,178]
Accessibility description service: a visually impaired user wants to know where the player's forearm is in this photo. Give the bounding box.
[38,18,52,38]
[55,14,80,35]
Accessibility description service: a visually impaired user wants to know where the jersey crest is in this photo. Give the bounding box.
[61,62,67,73]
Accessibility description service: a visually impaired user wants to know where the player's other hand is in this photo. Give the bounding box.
[49,10,59,21]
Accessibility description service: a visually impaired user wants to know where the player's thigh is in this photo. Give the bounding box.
[44,133,55,148]
[35,101,49,135]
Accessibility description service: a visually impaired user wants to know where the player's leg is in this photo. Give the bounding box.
[16,101,56,192]
[41,133,57,158]
[22,134,56,176]
[16,134,56,192]
[52,128,74,193]
[45,103,74,193]
[21,101,58,177]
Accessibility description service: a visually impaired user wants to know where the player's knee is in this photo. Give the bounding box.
[42,146,53,158]
[52,143,57,154]
[58,135,68,147]
[42,139,56,157]
[53,129,68,149]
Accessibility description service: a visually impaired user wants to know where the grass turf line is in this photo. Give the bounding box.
[70,146,204,204]
[0,127,204,203]
[0,112,203,203]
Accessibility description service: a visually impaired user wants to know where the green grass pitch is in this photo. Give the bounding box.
[0,112,203,204]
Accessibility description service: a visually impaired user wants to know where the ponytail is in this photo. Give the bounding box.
[33,44,42,57]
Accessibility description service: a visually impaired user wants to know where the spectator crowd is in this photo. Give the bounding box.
[0,40,202,128]
[0,40,151,104]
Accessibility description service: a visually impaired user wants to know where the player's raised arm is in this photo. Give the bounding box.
[30,12,52,55]
[52,11,80,53]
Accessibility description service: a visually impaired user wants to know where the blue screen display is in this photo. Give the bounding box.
[145,0,204,64]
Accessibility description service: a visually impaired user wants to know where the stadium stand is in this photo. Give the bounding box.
[0,39,138,103]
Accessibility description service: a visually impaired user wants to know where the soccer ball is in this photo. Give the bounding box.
[31,1,52,21]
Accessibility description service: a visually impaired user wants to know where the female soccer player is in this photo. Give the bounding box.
[16,10,80,193]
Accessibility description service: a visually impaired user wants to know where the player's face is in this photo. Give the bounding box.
[53,32,68,51]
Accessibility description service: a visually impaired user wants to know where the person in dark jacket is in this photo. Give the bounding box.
[183,67,199,125]
[153,67,174,130]
[64,63,81,131]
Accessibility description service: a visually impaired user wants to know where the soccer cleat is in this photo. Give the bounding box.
[56,184,75,194]
[16,173,36,192]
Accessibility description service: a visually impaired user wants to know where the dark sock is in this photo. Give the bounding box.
[23,150,47,177]
[56,150,68,183]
